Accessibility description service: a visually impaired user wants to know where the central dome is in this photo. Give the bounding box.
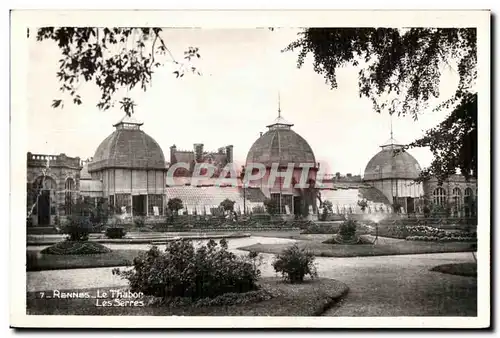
[246,115,316,167]
[88,115,165,172]
[364,138,421,181]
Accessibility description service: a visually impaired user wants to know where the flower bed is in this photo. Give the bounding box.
[40,241,112,255]
[389,224,476,240]
[406,235,477,242]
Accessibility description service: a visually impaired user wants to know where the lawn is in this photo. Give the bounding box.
[26,277,349,316]
[26,249,144,271]
[430,262,477,277]
[239,239,476,258]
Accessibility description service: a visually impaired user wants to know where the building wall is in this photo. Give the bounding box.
[423,175,478,216]
[27,153,81,225]
[366,178,424,204]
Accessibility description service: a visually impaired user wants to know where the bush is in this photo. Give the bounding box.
[264,198,279,215]
[134,216,145,228]
[113,239,261,300]
[63,215,93,241]
[272,244,317,283]
[338,219,357,241]
[301,223,337,234]
[106,227,127,239]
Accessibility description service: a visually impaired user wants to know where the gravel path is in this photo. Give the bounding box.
[318,252,477,316]
[26,237,476,316]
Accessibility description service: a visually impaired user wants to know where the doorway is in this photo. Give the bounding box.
[406,197,415,214]
[132,195,147,216]
[38,190,51,225]
[293,196,302,216]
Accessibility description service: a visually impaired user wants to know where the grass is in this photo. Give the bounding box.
[26,249,144,271]
[26,277,349,316]
[239,239,476,258]
[430,262,477,277]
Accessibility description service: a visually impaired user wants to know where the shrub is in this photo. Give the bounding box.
[106,226,127,239]
[301,223,337,234]
[167,198,184,216]
[264,198,279,215]
[357,199,368,212]
[134,216,145,228]
[338,219,357,240]
[63,214,93,241]
[220,199,236,213]
[272,244,317,283]
[113,238,261,300]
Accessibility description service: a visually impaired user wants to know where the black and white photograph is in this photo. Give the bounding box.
[9,9,490,328]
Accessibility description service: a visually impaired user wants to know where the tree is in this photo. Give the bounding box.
[167,198,183,217]
[357,199,368,212]
[220,198,236,215]
[321,200,333,221]
[35,27,200,116]
[284,28,477,182]
[264,198,279,216]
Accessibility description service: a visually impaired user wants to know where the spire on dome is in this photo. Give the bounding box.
[113,114,144,130]
[266,92,293,130]
[278,91,281,118]
[381,114,403,149]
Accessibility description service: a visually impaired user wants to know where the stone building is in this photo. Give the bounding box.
[26,152,81,225]
[169,143,234,177]
[245,111,319,216]
[424,174,477,217]
[87,115,167,217]
[363,135,477,216]
[363,137,424,213]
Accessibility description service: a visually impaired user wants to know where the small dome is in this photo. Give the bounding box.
[246,115,315,167]
[88,115,165,172]
[364,140,421,180]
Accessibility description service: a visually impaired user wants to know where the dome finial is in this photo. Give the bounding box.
[390,113,394,143]
[278,91,281,118]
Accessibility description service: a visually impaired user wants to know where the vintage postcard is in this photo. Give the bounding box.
[10,9,490,328]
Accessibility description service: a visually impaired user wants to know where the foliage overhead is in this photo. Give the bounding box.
[284,28,477,181]
[36,27,201,116]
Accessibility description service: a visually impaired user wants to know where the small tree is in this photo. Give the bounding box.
[357,199,368,212]
[393,202,402,214]
[321,200,333,221]
[338,219,357,241]
[220,198,236,215]
[63,200,93,241]
[167,198,183,218]
[264,198,279,216]
[272,244,317,284]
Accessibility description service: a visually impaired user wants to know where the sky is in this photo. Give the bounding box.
[27,28,460,176]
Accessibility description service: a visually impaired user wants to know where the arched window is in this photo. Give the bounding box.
[464,187,475,217]
[433,187,447,206]
[452,187,462,207]
[65,178,75,215]
[464,187,474,203]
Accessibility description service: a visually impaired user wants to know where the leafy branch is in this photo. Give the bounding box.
[37,27,202,116]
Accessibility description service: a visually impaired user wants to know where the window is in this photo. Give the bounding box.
[452,187,462,208]
[65,178,75,215]
[432,187,447,206]
[148,194,164,216]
